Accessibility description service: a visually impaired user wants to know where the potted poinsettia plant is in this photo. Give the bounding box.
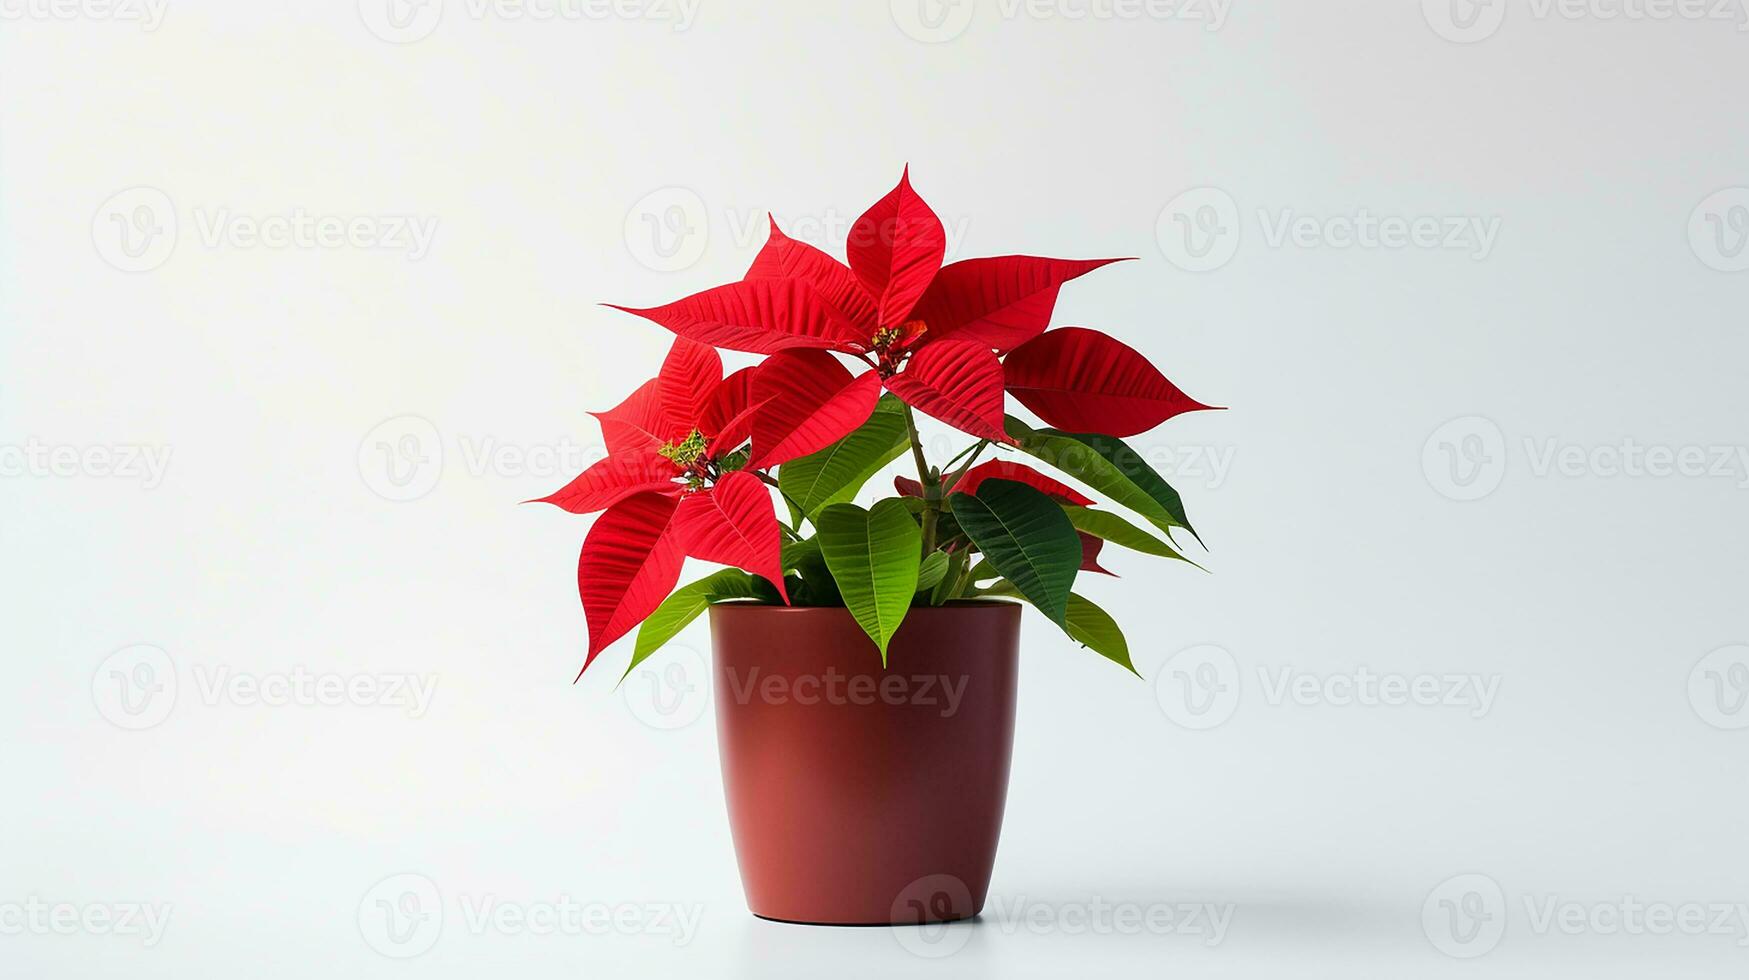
[538,170,1217,926]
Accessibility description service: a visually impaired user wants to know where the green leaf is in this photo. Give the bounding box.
[916,550,950,593]
[1005,416,1198,542]
[949,478,1081,626]
[625,569,761,681]
[816,499,922,662]
[1061,506,1197,565]
[930,547,967,605]
[778,395,911,520]
[1063,593,1136,674]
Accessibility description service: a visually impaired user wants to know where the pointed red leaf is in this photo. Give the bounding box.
[847,168,946,327]
[1004,327,1218,436]
[949,460,1093,505]
[578,491,687,670]
[910,256,1130,352]
[591,379,681,457]
[657,338,721,428]
[745,217,879,332]
[749,350,883,468]
[1079,532,1117,576]
[885,339,1016,445]
[608,278,867,355]
[699,367,760,455]
[894,475,925,497]
[532,454,679,514]
[673,471,788,600]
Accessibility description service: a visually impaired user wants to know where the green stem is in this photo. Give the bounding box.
[940,440,991,496]
[901,404,939,554]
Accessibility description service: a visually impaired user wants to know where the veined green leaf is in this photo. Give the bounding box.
[976,582,1136,675]
[817,499,922,662]
[779,395,911,520]
[1005,416,1198,542]
[1061,506,1196,565]
[625,569,761,681]
[949,478,1080,625]
[916,550,950,593]
[1063,593,1137,674]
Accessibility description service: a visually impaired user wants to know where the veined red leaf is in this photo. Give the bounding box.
[847,168,945,327]
[1004,326,1218,436]
[657,338,721,427]
[1079,532,1117,576]
[911,256,1129,351]
[699,367,759,454]
[750,350,882,468]
[949,460,1093,505]
[885,339,1016,445]
[578,491,687,671]
[745,216,879,331]
[673,471,788,601]
[591,379,681,457]
[531,454,679,514]
[608,278,867,355]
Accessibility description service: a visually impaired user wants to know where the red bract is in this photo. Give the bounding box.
[610,169,1133,448]
[1003,326,1219,436]
[536,338,788,667]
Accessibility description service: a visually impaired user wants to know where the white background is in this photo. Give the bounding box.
[4,1,1748,976]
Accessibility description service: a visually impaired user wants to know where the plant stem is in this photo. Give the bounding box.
[940,440,991,495]
[901,404,939,554]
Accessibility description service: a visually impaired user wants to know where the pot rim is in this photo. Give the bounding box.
[710,599,1020,612]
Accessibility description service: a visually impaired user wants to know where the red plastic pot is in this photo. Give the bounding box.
[709,600,1021,925]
